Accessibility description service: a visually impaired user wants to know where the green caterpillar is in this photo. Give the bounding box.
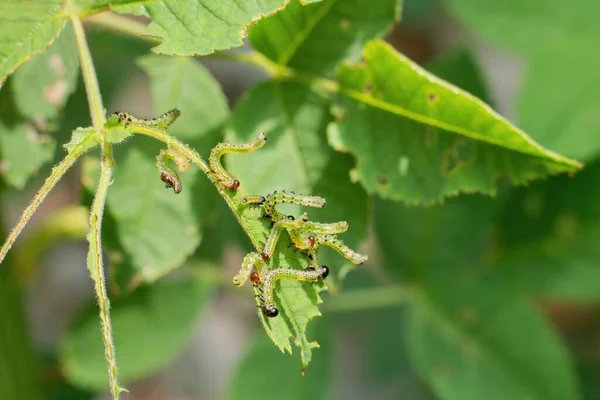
[262,212,349,260]
[113,109,181,130]
[232,252,266,287]
[261,214,306,261]
[209,132,266,190]
[254,266,329,317]
[306,234,368,265]
[242,190,326,222]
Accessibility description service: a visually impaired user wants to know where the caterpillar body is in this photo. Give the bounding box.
[310,234,368,265]
[233,252,267,287]
[209,132,266,190]
[254,266,329,318]
[113,109,181,130]
[261,215,306,261]
[252,190,326,222]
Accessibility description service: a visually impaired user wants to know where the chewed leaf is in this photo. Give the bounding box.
[112,0,321,56]
[329,40,582,204]
[233,194,327,370]
[227,82,368,368]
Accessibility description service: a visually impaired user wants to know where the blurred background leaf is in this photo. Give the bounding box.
[228,322,331,400]
[407,274,579,400]
[446,0,600,161]
[60,277,213,390]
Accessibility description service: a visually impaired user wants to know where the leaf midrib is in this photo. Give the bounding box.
[277,0,338,66]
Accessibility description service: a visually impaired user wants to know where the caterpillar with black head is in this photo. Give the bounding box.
[306,234,368,265]
[113,109,181,130]
[254,266,329,318]
[243,190,326,222]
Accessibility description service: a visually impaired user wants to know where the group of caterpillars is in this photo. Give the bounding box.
[113,109,368,318]
[233,191,367,317]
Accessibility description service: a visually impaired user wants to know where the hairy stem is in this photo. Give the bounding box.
[87,145,121,399]
[71,15,105,132]
[0,147,87,265]
[74,13,121,399]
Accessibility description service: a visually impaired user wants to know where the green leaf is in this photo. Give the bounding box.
[0,27,79,189]
[445,0,598,56]
[518,53,600,161]
[0,121,55,189]
[446,0,600,161]
[328,40,580,204]
[249,0,399,75]
[107,0,320,56]
[63,127,98,154]
[11,26,79,122]
[427,48,491,105]
[0,1,67,87]
[227,81,368,368]
[494,160,600,302]
[375,194,497,280]
[136,55,229,141]
[229,81,367,249]
[82,143,203,282]
[85,54,228,283]
[373,48,500,278]
[228,326,331,400]
[407,275,579,400]
[60,277,212,389]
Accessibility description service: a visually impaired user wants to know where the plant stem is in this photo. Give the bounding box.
[73,13,121,399]
[71,15,105,132]
[0,147,88,265]
[324,285,413,313]
[87,146,121,399]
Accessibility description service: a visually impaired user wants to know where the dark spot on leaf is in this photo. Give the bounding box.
[376,174,389,188]
[426,91,439,105]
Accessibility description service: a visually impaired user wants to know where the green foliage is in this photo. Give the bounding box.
[446,0,600,161]
[228,326,331,400]
[11,27,79,121]
[0,1,594,400]
[495,160,600,301]
[0,27,80,189]
[0,1,66,86]
[407,275,579,400]
[249,0,399,75]
[329,40,579,204]
[111,0,324,56]
[60,277,213,389]
[0,121,55,189]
